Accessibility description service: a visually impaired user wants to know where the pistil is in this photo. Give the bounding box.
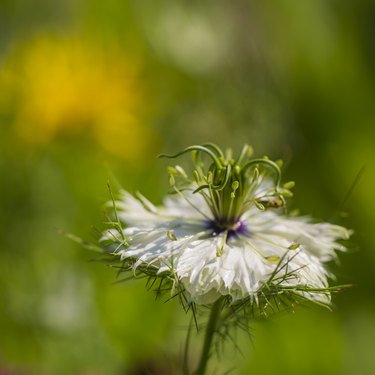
[206,219,248,239]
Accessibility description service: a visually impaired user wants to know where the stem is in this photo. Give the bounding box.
[194,297,223,375]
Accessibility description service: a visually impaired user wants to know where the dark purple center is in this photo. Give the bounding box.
[205,219,248,240]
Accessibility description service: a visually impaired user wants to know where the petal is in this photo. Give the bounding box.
[248,228,332,303]
[175,236,275,303]
[247,209,351,261]
[162,190,211,220]
[116,191,161,225]
[116,190,210,226]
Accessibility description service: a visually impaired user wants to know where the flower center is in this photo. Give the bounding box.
[160,143,294,226]
[206,219,248,239]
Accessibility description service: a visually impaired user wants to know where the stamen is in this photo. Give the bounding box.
[160,144,293,227]
[158,145,222,169]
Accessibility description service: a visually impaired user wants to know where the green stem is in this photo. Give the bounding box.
[194,297,223,375]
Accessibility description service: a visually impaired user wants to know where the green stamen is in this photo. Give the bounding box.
[159,145,222,170]
[161,144,293,231]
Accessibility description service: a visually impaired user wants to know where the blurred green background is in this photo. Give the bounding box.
[0,0,374,374]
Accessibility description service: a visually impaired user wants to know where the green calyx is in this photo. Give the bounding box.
[159,143,294,228]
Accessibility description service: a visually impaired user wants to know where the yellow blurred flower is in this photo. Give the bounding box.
[0,36,157,161]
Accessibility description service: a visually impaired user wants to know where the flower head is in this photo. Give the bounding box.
[104,144,351,308]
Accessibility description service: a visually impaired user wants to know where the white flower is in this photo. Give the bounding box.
[104,145,351,306]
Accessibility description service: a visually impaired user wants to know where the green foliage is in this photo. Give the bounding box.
[0,0,374,374]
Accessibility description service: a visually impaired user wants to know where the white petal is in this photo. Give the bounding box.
[175,236,274,303]
[116,191,161,225]
[247,209,351,261]
[247,234,331,303]
[116,190,210,226]
[162,190,211,220]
